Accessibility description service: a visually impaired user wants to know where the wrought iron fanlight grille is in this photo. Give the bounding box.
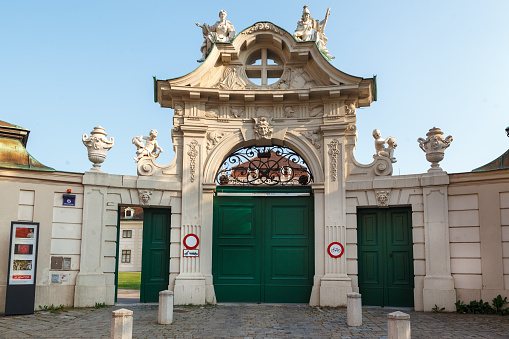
[215,145,313,186]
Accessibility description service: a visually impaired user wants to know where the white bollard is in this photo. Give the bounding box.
[387,311,411,339]
[111,308,133,339]
[347,292,362,326]
[158,290,174,324]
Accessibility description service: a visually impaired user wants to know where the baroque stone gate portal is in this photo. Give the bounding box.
[150,9,376,306]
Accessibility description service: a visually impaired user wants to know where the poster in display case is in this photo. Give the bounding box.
[5,222,40,315]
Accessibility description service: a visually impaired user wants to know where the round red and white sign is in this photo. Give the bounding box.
[183,234,199,249]
[327,242,344,258]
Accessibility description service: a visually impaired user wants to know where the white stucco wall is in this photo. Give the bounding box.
[0,169,83,312]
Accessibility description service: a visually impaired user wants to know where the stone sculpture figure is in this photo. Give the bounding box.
[373,129,397,163]
[293,5,334,60]
[133,129,163,162]
[196,10,236,62]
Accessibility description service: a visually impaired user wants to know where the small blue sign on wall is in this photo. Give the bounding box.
[62,194,76,206]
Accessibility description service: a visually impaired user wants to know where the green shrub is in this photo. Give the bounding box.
[455,295,508,315]
[432,304,445,313]
[492,295,508,315]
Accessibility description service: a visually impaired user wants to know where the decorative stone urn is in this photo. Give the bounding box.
[82,126,114,172]
[417,127,453,172]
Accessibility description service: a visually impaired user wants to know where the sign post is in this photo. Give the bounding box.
[5,222,40,315]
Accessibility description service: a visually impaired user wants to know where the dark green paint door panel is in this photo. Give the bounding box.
[140,209,171,303]
[213,194,313,303]
[358,208,414,307]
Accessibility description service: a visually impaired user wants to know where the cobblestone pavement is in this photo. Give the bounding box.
[0,303,508,338]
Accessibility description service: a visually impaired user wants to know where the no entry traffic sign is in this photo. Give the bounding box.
[183,234,199,249]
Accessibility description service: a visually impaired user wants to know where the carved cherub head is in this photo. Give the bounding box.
[139,190,152,205]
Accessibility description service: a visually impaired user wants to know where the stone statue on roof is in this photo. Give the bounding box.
[373,129,397,163]
[293,5,334,60]
[132,129,163,163]
[196,10,236,62]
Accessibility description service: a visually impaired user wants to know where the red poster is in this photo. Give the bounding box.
[12,275,31,279]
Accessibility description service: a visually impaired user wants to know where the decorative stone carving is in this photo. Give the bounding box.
[138,190,152,206]
[278,67,316,89]
[82,126,114,172]
[347,124,357,133]
[241,22,285,36]
[373,157,393,176]
[214,66,246,89]
[256,106,273,117]
[375,190,390,207]
[230,106,245,118]
[293,5,334,60]
[132,130,163,163]
[174,103,184,115]
[253,117,273,139]
[328,139,340,181]
[206,131,227,151]
[310,105,324,117]
[302,130,322,149]
[187,140,199,182]
[417,127,453,172]
[196,10,235,62]
[373,129,397,163]
[205,106,219,118]
[345,103,356,115]
[283,106,297,118]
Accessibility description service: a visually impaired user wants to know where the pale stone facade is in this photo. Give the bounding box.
[1,11,508,313]
[118,219,143,273]
[0,169,83,311]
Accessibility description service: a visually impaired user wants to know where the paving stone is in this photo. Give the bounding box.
[0,304,508,338]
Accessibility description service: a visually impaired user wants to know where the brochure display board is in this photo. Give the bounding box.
[5,222,40,315]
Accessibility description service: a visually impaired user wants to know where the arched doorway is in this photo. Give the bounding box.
[212,145,315,303]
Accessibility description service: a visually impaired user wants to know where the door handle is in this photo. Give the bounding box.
[389,253,392,258]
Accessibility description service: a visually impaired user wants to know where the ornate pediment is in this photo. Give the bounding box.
[156,15,375,107]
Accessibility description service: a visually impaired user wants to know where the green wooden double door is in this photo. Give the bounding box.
[213,193,314,303]
[357,208,414,307]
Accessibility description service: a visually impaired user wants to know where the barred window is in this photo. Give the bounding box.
[121,250,131,263]
[122,230,132,238]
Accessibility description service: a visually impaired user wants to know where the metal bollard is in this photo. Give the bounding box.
[387,311,411,339]
[158,290,174,324]
[347,292,362,326]
[111,308,133,339]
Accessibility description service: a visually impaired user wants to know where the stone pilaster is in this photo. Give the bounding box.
[173,124,208,305]
[421,172,456,311]
[319,125,352,306]
[74,172,110,307]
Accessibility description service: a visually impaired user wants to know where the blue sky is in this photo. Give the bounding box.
[1,1,508,176]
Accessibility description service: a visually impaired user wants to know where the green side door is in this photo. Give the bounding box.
[213,188,314,303]
[140,208,171,303]
[358,207,414,307]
